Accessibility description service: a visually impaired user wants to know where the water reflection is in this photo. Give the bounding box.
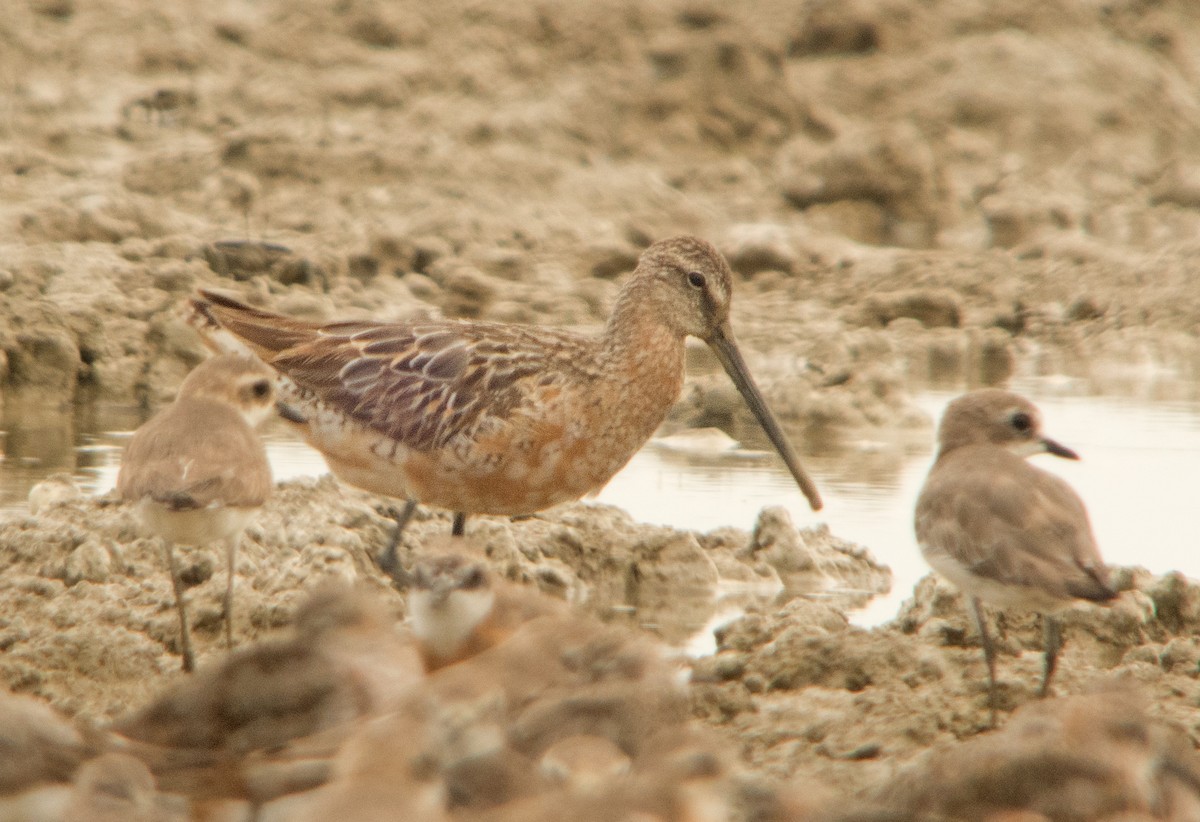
[0,397,80,508]
[1,411,74,469]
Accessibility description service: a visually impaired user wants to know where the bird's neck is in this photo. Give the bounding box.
[936,439,1032,462]
[604,277,686,362]
[601,283,687,407]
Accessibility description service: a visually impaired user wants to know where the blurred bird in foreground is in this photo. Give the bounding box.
[402,549,564,673]
[108,583,423,816]
[285,589,717,822]
[63,753,186,822]
[852,687,1200,822]
[0,691,96,821]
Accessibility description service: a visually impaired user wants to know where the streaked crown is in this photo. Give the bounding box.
[617,236,735,341]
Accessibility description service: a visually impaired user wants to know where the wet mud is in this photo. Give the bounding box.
[4,0,1200,818]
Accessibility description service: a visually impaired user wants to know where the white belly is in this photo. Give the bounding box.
[921,544,1071,614]
[135,500,255,546]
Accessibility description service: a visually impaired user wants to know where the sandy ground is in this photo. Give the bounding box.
[3,0,1200,818]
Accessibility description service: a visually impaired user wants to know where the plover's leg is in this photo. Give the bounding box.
[452,512,467,537]
[224,533,240,650]
[1039,614,1063,698]
[969,596,999,721]
[378,499,419,578]
[163,539,196,673]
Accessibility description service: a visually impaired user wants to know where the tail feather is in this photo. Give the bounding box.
[187,289,318,359]
[184,293,254,358]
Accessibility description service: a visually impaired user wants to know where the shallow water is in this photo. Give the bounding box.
[3,375,1200,630]
[604,377,1200,626]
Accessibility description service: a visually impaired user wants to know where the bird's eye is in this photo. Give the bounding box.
[1011,411,1032,433]
[686,271,706,289]
[251,380,271,399]
[461,567,485,589]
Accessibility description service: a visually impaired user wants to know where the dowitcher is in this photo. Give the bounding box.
[116,355,275,672]
[915,389,1116,715]
[188,235,823,564]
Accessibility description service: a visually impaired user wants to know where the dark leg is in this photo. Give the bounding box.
[164,540,195,673]
[377,499,419,576]
[1040,614,1063,698]
[452,512,467,536]
[224,534,239,650]
[969,596,998,722]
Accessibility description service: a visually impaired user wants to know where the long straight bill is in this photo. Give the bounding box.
[708,322,823,511]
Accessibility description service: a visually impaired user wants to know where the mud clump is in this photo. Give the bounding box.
[8,479,1200,814]
[0,482,889,720]
[5,0,1200,816]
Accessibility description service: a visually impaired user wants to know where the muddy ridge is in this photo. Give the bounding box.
[3,0,1200,819]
